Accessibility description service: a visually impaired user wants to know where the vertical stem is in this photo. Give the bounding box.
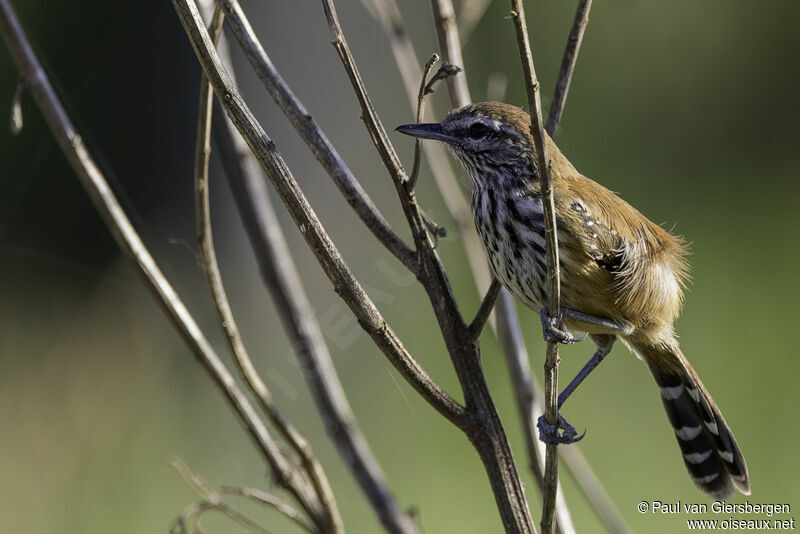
[509,2,562,533]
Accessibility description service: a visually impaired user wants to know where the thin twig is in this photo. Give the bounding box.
[545,0,593,137]
[0,2,315,528]
[409,53,440,190]
[222,486,316,533]
[216,0,418,274]
[469,277,501,339]
[193,6,339,532]
[207,13,420,531]
[173,0,468,431]
[509,2,563,533]
[430,0,471,107]
[171,458,275,534]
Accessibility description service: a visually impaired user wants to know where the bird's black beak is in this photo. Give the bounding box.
[395,123,451,142]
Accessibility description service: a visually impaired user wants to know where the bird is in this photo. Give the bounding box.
[396,101,750,500]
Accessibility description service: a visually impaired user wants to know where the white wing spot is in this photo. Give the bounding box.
[675,425,703,441]
[684,450,713,464]
[687,387,700,402]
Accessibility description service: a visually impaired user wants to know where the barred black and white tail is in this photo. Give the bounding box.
[635,341,750,500]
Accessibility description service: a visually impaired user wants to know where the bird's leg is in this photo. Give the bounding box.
[537,334,616,445]
[539,306,628,344]
[557,334,616,408]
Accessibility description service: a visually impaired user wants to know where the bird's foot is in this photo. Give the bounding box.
[536,413,585,445]
[539,307,584,344]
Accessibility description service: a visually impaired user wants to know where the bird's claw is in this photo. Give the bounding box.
[539,307,583,344]
[536,414,586,445]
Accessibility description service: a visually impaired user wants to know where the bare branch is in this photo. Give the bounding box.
[469,277,501,339]
[171,458,276,534]
[217,0,418,274]
[0,1,318,527]
[545,0,593,136]
[430,0,471,106]
[222,486,316,534]
[172,0,468,431]
[509,2,563,533]
[193,7,340,532]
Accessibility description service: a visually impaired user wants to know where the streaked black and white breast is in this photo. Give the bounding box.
[438,109,550,308]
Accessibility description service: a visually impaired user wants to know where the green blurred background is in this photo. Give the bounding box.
[1,1,798,532]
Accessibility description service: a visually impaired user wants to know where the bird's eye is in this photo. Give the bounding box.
[468,122,491,139]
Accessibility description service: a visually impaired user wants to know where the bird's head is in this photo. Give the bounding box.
[396,101,538,188]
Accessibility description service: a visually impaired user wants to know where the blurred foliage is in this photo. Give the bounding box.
[1,1,798,533]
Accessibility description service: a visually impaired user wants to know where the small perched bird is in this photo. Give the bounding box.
[397,101,750,500]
